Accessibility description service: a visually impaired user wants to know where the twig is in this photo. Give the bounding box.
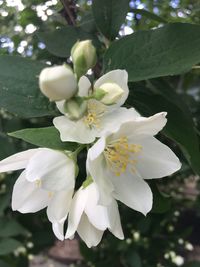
[60,0,76,25]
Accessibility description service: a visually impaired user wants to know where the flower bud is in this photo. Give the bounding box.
[96,82,124,105]
[39,64,77,101]
[71,40,97,78]
[63,98,87,120]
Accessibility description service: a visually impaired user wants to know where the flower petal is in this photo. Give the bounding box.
[94,70,129,108]
[0,149,38,173]
[65,187,88,238]
[12,170,49,213]
[84,183,110,231]
[114,112,167,139]
[53,116,96,144]
[135,136,181,179]
[110,172,153,215]
[52,221,65,241]
[47,189,73,223]
[87,154,114,205]
[107,200,124,240]
[55,100,66,115]
[87,137,106,161]
[134,112,167,136]
[78,76,91,97]
[77,213,104,248]
[26,148,75,191]
[98,107,141,137]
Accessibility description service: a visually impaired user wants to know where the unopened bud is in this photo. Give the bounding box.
[39,64,77,101]
[71,40,97,78]
[96,82,124,105]
[64,98,87,120]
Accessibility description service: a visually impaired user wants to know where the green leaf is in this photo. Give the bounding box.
[9,126,77,151]
[151,183,171,213]
[131,8,167,23]
[126,251,142,267]
[37,27,98,58]
[104,23,200,81]
[80,12,96,33]
[0,260,10,267]
[0,238,21,255]
[0,194,10,216]
[0,218,29,238]
[0,135,15,160]
[183,262,200,267]
[128,82,200,175]
[0,56,56,118]
[92,0,130,40]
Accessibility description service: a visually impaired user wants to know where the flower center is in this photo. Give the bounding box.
[104,136,142,176]
[83,100,105,128]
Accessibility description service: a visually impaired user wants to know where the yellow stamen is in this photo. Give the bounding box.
[104,136,142,176]
[83,100,105,128]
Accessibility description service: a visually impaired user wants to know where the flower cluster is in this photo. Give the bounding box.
[0,40,181,248]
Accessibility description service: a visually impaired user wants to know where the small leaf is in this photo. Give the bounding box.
[0,238,21,255]
[9,126,77,151]
[104,23,200,81]
[92,0,130,40]
[0,56,56,118]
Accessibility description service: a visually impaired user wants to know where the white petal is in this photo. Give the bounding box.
[65,187,88,238]
[53,116,96,144]
[52,221,65,241]
[110,172,153,216]
[107,200,124,240]
[94,70,129,108]
[0,149,38,173]
[12,170,49,213]
[47,189,73,223]
[55,100,66,115]
[114,112,167,140]
[87,137,106,161]
[77,213,104,248]
[135,136,181,179]
[26,148,75,191]
[87,154,114,205]
[98,107,141,137]
[134,112,167,136]
[84,183,110,231]
[78,76,91,97]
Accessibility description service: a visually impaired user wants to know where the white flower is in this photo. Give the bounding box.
[0,148,75,237]
[55,182,124,248]
[53,70,140,144]
[39,64,77,101]
[87,112,181,215]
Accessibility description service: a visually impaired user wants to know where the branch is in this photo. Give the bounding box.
[60,0,76,26]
